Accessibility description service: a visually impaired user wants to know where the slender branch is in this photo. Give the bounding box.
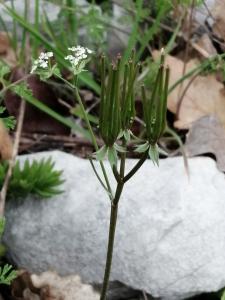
[123,151,148,183]
[0,74,31,98]
[176,72,199,119]
[74,87,112,197]
[55,74,113,198]
[165,126,189,177]
[112,165,121,184]
[0,100,26,216]
[88,157,113,200]
[119,139,126,178]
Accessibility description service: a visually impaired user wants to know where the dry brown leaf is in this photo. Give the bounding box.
[1,48,17,67]
[194,33,217,58]
[153,51,225,129]
[31,271,99,300]
[185,115,225,172]
[0,32,17,67]
[0,32,10,54]
[0,119,13,160]
[11,270,41,299]
[10,270,99,300]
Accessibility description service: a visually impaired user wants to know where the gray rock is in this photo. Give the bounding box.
[3,151,225,300]
[0,0,60,25]
[194,0,215,26]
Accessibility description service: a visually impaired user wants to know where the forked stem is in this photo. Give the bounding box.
[100,149,148,300]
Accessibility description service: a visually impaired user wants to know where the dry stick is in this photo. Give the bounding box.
[0,100,26,217]
[176,71,199,117]
[142,291,149,300]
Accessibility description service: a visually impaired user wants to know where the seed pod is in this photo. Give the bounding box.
[99,57,121,147]
[121,58,140,130]
[99,51,140,146]
[141,52,170,145]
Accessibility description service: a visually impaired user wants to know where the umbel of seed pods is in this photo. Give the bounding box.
[98,50,169,166]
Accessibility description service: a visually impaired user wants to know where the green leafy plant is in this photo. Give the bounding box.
[30,47,169,300]
[0,217,17,285]
[0,106,16,130]
[0,263,17,285]
[0,157,64,199]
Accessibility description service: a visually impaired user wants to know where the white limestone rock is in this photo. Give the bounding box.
[0,0,60,24]
[3,151,225,299]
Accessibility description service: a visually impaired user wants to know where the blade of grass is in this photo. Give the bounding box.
[33,0,40,57]
[136,3,168,60]
[121,0,143,67]
[66,0,78,45]
[165,126,189,177]
[19,0,29,65]
[10,0,18,53]
[168,53,225,94]
[164,15,184,55]
[0,14,18,60]
[42,10,65,53]
[71,105,99,125]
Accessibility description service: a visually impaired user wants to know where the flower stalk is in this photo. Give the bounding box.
[30,47,170,300]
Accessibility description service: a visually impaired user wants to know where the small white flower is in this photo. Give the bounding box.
[39,51,53,60]
[39,61,48,68]
[65,45,93,75]
[31,51,54,74]
[47,51,53,57]
[68,46,76,51]
[65,55,74,61]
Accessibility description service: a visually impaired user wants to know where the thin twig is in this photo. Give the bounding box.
[0,100,26,216]
[176,70,199,119]
[142,291,149,300]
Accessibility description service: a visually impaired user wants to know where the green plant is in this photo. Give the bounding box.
[0,106,16,130]
[30,47,169,300]
[0,157,64,199]
[0,263,17,285]
[0,217,17,285]
[0,0,196,145]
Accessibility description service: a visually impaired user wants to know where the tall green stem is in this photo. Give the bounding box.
[100,202,118,300]
[100,139,126,300]
[100,145,148,300]
[100,182,124,300]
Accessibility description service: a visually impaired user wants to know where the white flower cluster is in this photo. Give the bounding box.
[31,51,53,73]
[65,46,93,70]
